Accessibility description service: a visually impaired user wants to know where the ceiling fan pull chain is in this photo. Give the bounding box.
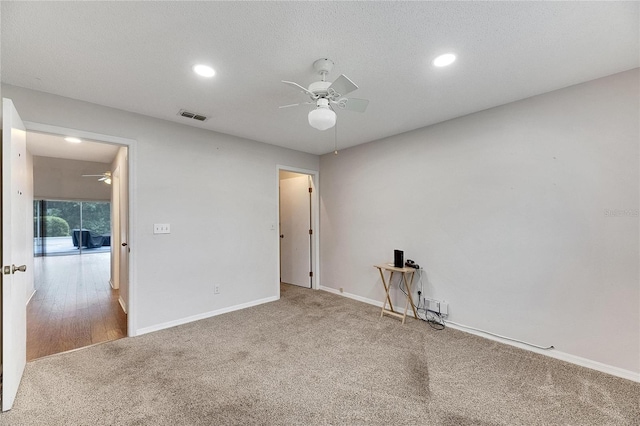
[334,121,338,155]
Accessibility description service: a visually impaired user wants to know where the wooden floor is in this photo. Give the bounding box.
[27,252,127,361]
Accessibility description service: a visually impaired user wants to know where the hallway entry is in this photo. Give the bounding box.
[25,131,130,360]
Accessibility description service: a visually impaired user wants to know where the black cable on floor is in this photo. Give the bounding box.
[397,272,445,331]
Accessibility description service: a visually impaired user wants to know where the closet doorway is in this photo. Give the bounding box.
[278,167,319,291]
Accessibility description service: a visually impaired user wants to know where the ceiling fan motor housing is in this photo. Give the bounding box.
[308,81,331,97]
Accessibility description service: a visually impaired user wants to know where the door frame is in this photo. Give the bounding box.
[276,165,320,297]
[23,121,139,336]
[111,166,121,290]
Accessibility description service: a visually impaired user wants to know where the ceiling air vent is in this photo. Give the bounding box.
[178,109,208,122]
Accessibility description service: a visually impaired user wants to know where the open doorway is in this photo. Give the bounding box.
[26,131,129,360]
[1,100,136,409]
[278,167,319,291]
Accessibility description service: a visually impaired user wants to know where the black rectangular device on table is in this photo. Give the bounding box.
[394,249,404,268]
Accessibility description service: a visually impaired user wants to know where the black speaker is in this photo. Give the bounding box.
[394,250,404,268]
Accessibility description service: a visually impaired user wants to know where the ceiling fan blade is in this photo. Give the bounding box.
[281,80,316,98]
[279,102,313,109]
[82,174,105,177]
[279,103,301,109]
[98,176,107,181]
[339,98,369,113]
[328,74,358,97]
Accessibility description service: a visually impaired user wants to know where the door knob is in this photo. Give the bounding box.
[122,243,128,247]
[280,234,284,239]
[12,264,27,274]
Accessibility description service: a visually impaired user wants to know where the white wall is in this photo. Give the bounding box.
[32,156,112,201]
[320,69,640,375]
[3,84,319,332]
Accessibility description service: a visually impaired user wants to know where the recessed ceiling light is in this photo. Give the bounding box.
[433,53,456,67]
[193,64,216,78]
[65,137,82,143]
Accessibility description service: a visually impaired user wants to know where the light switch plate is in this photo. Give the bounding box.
[153,223,170,234]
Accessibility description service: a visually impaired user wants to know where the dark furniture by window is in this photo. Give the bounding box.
[72,229,111,249]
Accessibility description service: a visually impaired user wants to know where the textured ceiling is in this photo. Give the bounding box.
[2,2,638,155]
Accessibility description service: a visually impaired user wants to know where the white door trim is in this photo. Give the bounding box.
[276,165,320,298]
[22,121,139,336]
[111,166,121,290]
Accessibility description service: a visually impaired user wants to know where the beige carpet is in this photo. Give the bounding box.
[3,284,638,425]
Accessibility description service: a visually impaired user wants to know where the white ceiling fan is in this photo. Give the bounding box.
[82,171,112,184]
[280,58,369,131]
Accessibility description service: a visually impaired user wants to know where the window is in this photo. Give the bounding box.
[34,200,111,256]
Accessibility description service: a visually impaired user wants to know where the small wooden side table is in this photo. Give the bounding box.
[374,263,418,324]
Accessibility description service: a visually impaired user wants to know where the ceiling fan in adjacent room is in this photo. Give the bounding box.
[280,58,369,131]
[82,171,112,184]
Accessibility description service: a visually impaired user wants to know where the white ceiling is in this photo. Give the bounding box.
[2,2,638,155]
[27,131,120,164]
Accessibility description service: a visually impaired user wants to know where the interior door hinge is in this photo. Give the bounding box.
[309,187,312,193]
[309,271,313,277]
[309,229,313,235]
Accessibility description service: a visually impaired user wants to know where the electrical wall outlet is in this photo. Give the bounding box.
[153,223,171,234]
[214,285,220,294]
[425,298,439,312]
[425,298,449,317]
[440,301,449,317]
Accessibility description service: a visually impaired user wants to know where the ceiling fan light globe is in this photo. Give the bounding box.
[308,107,336,131]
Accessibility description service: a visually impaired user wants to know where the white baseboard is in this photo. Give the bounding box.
[320,286,640,383]
[118,296,128,314]
[320,285,383,308]
[135,295,279,336]
[26,289,37,305]
[443,322,640,383]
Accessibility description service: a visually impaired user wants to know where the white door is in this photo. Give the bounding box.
[280,174,311,288]
[2,98,30,411]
